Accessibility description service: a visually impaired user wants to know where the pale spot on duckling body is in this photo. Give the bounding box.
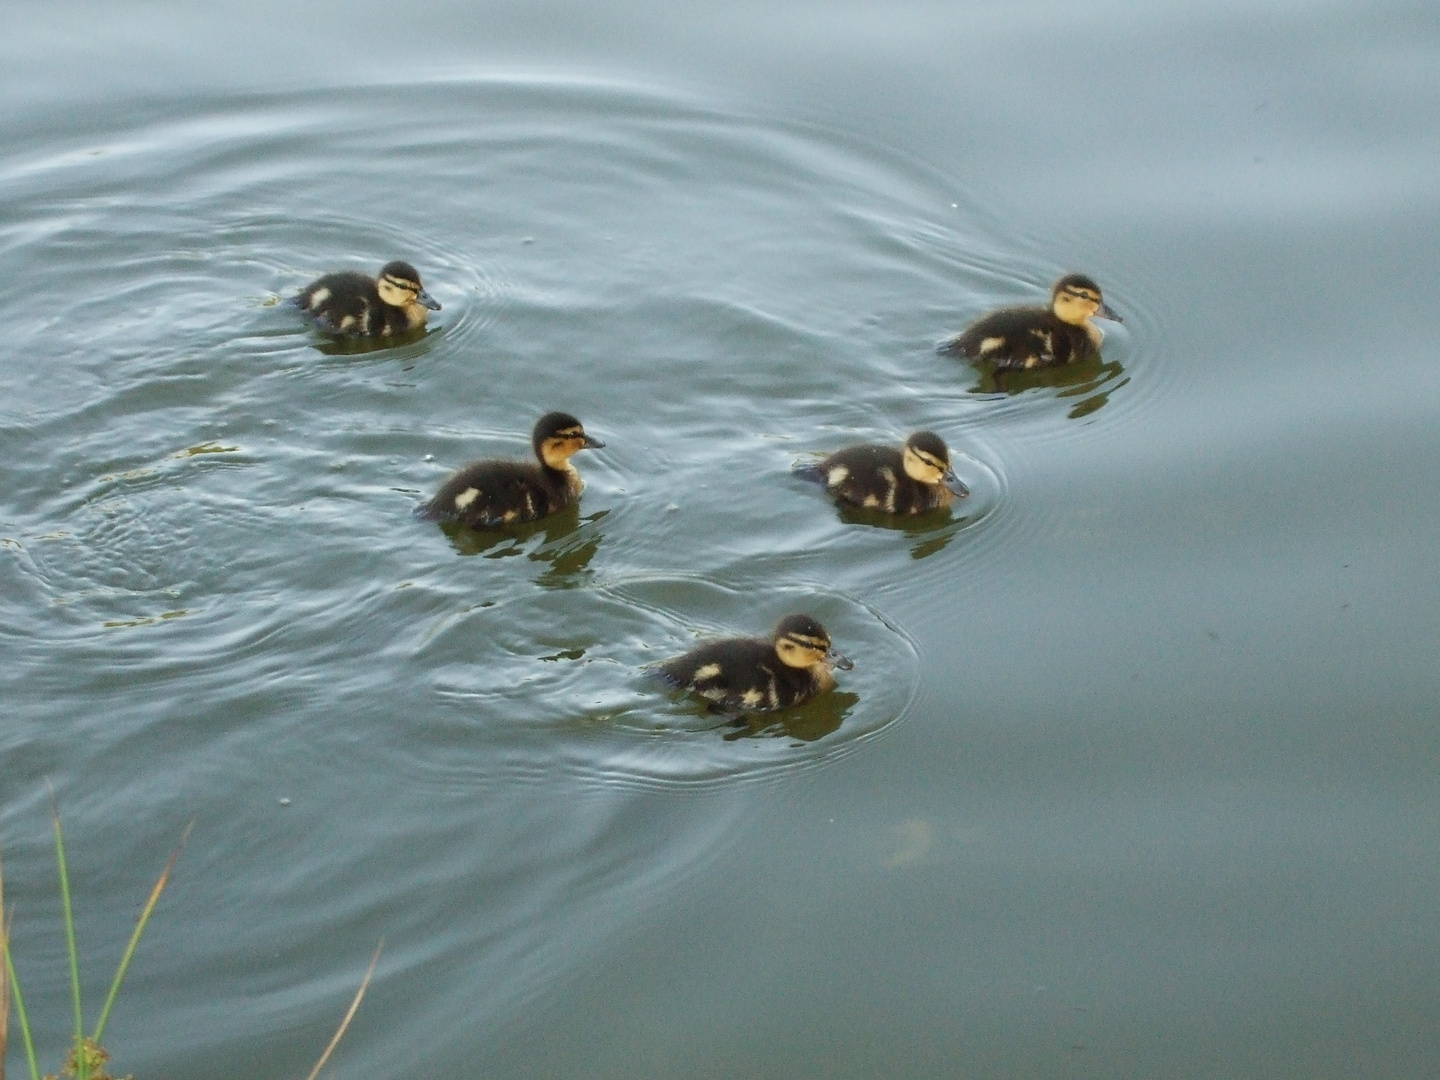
[417,411,604,529]
[655,614,853,713]
[292,259,441,339]
[946,273,1121,370]
[796,431,969,516]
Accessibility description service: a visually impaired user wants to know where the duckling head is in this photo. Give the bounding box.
[376,260,442,311]
[1050,274,1121,326]
[902,431,969,498]
[533,411,605,470]
[773,614,854,672]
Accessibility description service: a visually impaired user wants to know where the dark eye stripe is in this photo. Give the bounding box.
[785,634,829,649]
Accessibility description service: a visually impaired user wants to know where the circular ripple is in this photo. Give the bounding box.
[404,575,919,791]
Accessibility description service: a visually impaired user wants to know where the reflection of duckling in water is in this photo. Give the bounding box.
[417,412,604,529]
[945,273,1121,369]
[795,431,968,514]
[437,503,607,581]
[657,615,853,712]
[291,260,441,337]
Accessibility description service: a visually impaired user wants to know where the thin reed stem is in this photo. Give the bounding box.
[91,822,192,1046]
[3,907,42,1080]
[49,799,85,1080]
[303,942,382,1080]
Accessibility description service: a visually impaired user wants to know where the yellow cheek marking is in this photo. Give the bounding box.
[693,663,722,680]
[741,689,764,707]
[310,287,330,307]
[502,509,519,523]
[827,466,849,487]
[979,336,1005,354]
[453,487,480,510]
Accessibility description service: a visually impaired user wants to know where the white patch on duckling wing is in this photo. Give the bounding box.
[453,487,480,510]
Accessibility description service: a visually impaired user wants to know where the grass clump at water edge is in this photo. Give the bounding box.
[1,802,381,1080]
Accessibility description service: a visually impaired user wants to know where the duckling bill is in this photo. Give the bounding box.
[947,273,1121,369]
[292,260,440,337]
[417,412,603,529]
[795,430,968,514]
[656,614,853,713]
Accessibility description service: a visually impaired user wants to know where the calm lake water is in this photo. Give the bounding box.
[3,2,1439,1077]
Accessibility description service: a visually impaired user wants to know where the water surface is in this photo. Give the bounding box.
[3,3,1440,1079]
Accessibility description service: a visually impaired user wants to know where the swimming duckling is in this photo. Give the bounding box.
[417,412,604,528]
[292,260,441,337]
[795,431,969,514]
[947,273,1121,369]
[656,614,853,712]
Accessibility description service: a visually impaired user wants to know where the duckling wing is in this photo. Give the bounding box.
[295,272,376,334]
[946,306,1052,364]
[421,461,551,527]
[656,638,774,708]
[812,445,906,509]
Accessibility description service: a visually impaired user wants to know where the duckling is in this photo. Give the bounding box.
[657,614,854,712]
[947,273,1121,369]
[417,412,604,528]
[795,430,969,514]
[292,260,441,337]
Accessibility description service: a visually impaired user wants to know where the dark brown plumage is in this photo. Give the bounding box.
[292,260,440,337]
[795,430,968,514]
[656,614,853,712]
[945,273,1121,370]
[416,412,604,529]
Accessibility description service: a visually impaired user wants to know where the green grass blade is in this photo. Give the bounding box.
[91,822,192,1045]
[1,849,7,1080]
[4,936,42,1080]
[3,847,42,1080]
[49,801,85,1080]
[303,942,382,1080]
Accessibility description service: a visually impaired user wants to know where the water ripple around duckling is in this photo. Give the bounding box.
[0,73,1179,1051]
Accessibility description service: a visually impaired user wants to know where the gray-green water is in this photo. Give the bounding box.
[3,2,1439,1077]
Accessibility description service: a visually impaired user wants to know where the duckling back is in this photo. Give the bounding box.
[418,459,580,528]
[293,261,438,337]
[947,274,1119,370]
[656,637,823,712]
[947,305,1095,369]
[797,444,958,514]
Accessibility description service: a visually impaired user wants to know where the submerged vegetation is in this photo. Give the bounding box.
[1,802,380,1080]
